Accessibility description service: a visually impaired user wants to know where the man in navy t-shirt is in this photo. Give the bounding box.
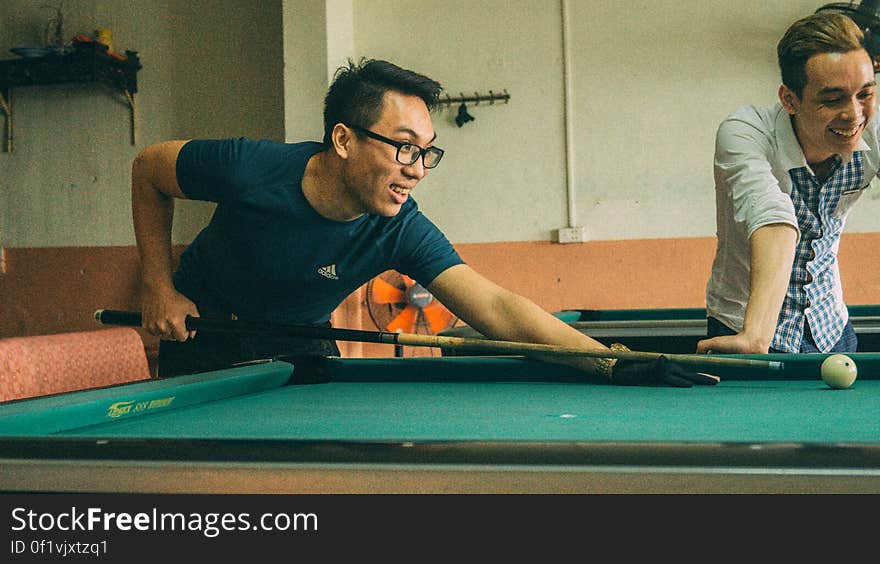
[131,58,713,387]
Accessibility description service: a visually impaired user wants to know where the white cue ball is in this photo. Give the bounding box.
[820,354,857,389]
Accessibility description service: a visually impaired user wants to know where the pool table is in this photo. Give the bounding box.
[439,305,880,354]
[1,352,878,494]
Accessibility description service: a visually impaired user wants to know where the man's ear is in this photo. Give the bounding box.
[779,84,800,115]
[331,123,353,159]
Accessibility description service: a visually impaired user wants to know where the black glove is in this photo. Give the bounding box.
[611,355,720,387]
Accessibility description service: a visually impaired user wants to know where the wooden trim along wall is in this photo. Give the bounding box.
[2,233,879,369]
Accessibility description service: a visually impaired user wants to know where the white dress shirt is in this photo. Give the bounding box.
[705,102,875,345]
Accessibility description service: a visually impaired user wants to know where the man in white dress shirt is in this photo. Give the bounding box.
[698,12,876,355]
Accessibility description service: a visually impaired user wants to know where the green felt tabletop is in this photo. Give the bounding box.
[48,379,880,444]
[2,356,878,445]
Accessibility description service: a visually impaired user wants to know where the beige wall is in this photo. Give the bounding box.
[5,0,877,248]
[0,0,283,249]
[352,0,880,243]
[282,0,328,143]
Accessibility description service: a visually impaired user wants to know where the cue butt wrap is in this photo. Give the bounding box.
[95,309,143,327]
[95,309,402,345]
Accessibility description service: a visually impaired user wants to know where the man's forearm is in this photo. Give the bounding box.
[470,291,612,377]
[742,224,798,350]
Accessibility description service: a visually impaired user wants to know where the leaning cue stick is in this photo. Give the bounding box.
[94,309,784,371]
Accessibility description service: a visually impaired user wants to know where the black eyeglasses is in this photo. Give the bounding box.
[347,124,444,169]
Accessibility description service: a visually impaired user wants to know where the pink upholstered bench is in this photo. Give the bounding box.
[0,327,151,402]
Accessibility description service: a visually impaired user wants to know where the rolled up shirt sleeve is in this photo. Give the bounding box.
[707,104,803,330]
[714,109,799,240]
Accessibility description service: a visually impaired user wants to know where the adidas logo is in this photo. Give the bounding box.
[317,264,339,280]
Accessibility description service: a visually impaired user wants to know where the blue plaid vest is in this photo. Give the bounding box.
[777,153,862,352]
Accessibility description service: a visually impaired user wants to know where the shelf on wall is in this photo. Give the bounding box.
[0,41,142,152]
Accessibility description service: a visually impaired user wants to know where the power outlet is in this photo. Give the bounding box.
[556,226,586,244]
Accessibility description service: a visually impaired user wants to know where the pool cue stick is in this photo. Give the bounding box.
[94,309,783,371]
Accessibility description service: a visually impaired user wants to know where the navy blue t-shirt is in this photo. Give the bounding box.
[173,138,463,324]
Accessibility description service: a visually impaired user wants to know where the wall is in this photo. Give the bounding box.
[0,0,285,368]
[352,0,880,243]
[1,1,284,249]
[282,0,329,143]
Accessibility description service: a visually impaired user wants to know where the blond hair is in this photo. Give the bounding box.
[778,12,866,97]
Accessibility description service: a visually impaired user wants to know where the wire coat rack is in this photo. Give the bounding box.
[441,89,510,106]
[441,89,510,127]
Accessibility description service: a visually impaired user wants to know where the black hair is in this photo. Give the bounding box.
[322,58,442,146]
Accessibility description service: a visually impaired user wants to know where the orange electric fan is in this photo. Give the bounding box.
[365,270,458,356]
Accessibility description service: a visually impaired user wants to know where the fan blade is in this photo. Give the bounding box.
[422,301,455,334]
[370,276,405,304]
[386,305,418,334]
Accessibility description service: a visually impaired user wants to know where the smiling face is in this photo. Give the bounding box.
[780,48,877,165]
[337,90,438,218]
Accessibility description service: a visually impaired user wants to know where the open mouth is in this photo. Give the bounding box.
[390,184,412,196]
[829,121,865,139]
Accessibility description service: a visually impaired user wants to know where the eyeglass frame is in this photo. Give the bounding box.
[345,123,444,169]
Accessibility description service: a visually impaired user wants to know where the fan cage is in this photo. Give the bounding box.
[365,270,458,357]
